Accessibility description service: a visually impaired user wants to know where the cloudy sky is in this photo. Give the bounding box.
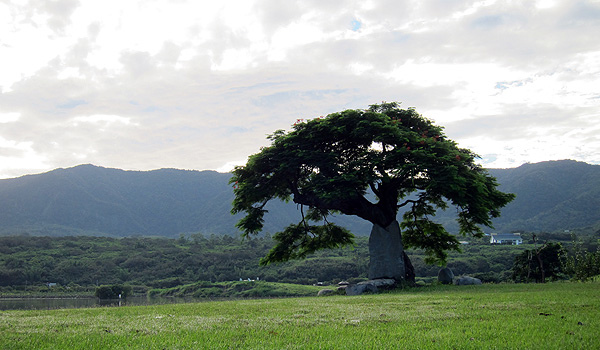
[1,0,599,179]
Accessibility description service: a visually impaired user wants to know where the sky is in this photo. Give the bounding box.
[1,0,599,179]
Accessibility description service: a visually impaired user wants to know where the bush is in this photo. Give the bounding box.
[150,277,183,289]
[95,284,132,299]
[564,238,600,281]
[512,242,565,283]
[471,272,504,284]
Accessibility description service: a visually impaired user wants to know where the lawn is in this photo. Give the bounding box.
[0,282,597,349]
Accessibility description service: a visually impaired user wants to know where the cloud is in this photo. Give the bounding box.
[0,0,599,178]
[0,112,20,123]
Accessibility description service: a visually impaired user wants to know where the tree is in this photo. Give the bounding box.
[231,102,514,282]
[563,235,600,281]
[95,284,132,299]
[512,241,565,283]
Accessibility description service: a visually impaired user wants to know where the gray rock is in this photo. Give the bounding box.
[346,283,378,296]
[317,289,335,296]
[454,276,482,285]
[358,278,397,290]
[368,221,406,280]
[438,267,454,284]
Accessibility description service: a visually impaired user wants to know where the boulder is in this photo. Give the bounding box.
[317,289,335,296]
[454,276,482,285]
[437,267,454,285]
[344,278,397,296]
[346,283,378,296]
[359,278,397,290]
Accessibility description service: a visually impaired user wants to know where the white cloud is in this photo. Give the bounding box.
[0,112,20,123]
[71,114,135,127]
[0,0,599,179]
[216,160,247,173]
[0,136,49,178]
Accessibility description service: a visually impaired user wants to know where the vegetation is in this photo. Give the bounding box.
[0,234,368,291]
[148,281,322,298]
[512,242,565,283]
[1,231,598,296]
[0,282,598,349]
[231,102,514,282]
[563,235,600,281]
[95,285,132,299]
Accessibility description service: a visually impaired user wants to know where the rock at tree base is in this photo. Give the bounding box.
[345,279,397,296]
[317,289,335,296]
[368,221,406,280]
[454,276,482,285]
[346,283,378,296]
[360,278,397,289]
[438,267,454,284]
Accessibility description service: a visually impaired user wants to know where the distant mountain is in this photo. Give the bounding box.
[0,164,369,237]
[488,160,600,232]
[0,165,237,236]
[0,160,598,237]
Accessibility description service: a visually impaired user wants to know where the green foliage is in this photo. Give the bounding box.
[232,102,514,266]
[95,284,132,299]
[150,281,322,298]
[0,235,369,289]
[5,234,590,292]
[260,223,354,265]
[563,236,600,281]
[512,242,566,283]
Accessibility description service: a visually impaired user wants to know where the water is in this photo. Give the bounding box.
[0,296,200,311]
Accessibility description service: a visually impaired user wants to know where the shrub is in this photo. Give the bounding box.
[564,238,600,281]
[95,284,132,299]
[512,242,565,283]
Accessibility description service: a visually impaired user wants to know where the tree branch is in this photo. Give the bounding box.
[397,199,419,208]
[369,182,381,198]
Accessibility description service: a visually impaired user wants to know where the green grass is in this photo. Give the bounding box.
[1,282,598,349]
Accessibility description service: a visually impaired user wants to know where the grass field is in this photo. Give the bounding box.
[0,282,598,349]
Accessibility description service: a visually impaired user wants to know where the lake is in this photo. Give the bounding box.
[0,296,200,311]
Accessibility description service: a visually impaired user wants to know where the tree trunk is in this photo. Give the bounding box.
[368,220,414,282]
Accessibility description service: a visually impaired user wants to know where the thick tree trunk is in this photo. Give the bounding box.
[403,251,416,284]
[368,220,412,281]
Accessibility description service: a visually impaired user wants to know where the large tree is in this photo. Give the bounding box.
[231,102,514,282]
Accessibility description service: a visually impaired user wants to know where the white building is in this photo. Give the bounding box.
[490,233,523,245]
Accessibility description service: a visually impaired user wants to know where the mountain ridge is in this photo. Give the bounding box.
[0,160,598,237]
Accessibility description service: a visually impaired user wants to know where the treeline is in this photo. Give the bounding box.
[1,232,598,290]
[0,234,368,288]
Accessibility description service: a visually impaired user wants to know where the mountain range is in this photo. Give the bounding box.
[0,160,598,237]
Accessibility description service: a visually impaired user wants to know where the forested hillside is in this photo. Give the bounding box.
[3,232,596,289]
[0,235,369,288]
[0,234,537,288]
[488,160,600,232]
[0,160,598,237]
[0,164,369,237]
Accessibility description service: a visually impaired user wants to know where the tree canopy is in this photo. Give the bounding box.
[231,102,514,266]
